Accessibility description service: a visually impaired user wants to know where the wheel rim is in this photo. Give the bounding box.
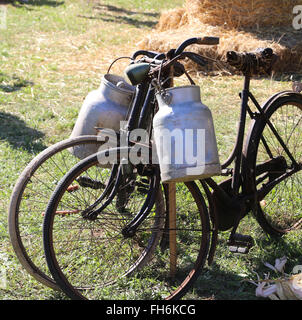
[254,100,302,234]
[8,136,103,289]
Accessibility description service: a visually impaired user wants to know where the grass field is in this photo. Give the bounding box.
[0,0,301,300]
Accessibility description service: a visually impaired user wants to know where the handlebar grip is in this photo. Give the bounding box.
[196,37,220,45]
[226,51,239,63]
[226,48,277,75]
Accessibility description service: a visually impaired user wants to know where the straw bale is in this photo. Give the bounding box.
[156,8,188,31]
[138,0,302,74]
[184,0,300,29]
[138,24,302,74]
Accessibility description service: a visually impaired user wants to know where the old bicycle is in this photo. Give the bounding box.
[42,37,302,300]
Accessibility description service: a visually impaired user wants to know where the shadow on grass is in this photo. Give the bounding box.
[0,73,34,93]
[0,112,46,153]
[93,4,159,18]
[252,235,302,272]
[190,232,302,300]
[0,0,64,7]
[190,261,258,300]
[78,3,160,29]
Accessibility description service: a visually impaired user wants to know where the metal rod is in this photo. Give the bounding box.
[222,78,253,170]
[231,75,250,195]
[137,84,154,129]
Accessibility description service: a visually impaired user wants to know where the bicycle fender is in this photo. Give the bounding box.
[261,90,302,113]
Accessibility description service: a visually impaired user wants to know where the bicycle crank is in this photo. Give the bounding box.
[211,178,249,231]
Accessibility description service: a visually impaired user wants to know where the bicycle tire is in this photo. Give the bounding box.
[8,135,109,290]
[244,94,302,236]
[43,148,211,300]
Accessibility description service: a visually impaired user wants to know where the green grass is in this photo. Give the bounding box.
[0,0,301,300]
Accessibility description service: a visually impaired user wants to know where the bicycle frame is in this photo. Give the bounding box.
[83,46,301,241]
[81,77,164,221]
[203,74,302,236]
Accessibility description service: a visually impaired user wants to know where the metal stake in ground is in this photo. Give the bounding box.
[168,182,177,278]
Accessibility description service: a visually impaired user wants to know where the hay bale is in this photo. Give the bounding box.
[156,8,188,31]
[184,0,300,29]
[138,24,302,74]
[138,0,302,74]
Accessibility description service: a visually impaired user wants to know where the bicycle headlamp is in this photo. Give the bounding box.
[124,63,150,86]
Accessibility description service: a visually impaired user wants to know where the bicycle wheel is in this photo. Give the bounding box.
[8,135,109,290]
[245,94,302,236]
[43,148,210,300]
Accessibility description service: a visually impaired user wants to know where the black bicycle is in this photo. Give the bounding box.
[42,37,302,300]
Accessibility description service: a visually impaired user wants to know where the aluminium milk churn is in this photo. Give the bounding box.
[70,74,135,159]
[153,85,221,182]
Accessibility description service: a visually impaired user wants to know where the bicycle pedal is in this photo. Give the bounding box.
[228,233,254,254]
[229,245,250,254]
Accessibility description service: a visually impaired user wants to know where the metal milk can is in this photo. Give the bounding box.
[70,74,135,159]
[153,85,221,182]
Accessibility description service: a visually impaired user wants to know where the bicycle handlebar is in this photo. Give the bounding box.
[149,51,209,77]
[132,36,219,61]
[132,50,165,60]
[174,37,219,56]
[127,36,219,83]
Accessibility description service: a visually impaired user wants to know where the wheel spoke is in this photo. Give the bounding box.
[250,98,302,235]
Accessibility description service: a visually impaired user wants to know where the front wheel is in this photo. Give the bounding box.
[43,147,211,300]
[245,94,302,236]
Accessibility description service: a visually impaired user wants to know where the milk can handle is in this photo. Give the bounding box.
[106,56,133,74]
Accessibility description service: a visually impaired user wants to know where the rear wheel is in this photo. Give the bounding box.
[245,95,302,236]
[8,135,107,290]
